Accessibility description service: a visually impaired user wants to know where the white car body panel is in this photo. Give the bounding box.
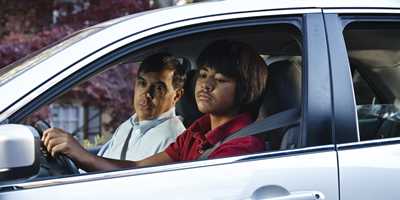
[0,149,339,199]
[338,140,400,200]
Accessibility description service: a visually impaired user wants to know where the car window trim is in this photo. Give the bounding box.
[10,144,335,190]
[337,137,400,151]
[327,13,400,145]
[324,8,400,14]
[3,12,339,188]
[0,8,320,122]
[341,15,400,30]
[323,13,359,144]
[300,13,333,147]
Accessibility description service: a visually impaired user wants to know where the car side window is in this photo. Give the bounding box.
[20,20,307,180]
[28,23,304,152]
[24,62,139,151]
[344,21,400,141]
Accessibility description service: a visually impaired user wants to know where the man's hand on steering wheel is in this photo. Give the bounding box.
[42,128,87,162]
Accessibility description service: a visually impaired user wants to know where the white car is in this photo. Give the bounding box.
[1,0,400,199]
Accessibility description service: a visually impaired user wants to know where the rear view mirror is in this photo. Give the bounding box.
[0,124,40,182]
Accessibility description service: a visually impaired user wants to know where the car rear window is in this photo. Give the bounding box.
[344,21,400,141]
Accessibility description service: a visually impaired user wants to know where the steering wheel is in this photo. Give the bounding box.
[34,120,80,176]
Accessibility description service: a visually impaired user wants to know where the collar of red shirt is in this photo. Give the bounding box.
[190,112,254,146]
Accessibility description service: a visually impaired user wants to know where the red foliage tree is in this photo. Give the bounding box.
[0,0,150,68]
[1,0,151,132]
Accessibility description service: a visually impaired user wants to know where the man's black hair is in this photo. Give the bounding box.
[139,52,188,89]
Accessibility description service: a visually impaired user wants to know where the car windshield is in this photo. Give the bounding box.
[0,27,103,87]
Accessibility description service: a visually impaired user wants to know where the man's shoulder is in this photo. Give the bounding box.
[112,117,133,137]
[153,116,185,135]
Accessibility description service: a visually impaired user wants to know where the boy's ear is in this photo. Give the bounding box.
[173,88,184,104]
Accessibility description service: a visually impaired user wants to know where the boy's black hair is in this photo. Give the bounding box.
[196,40,268,117]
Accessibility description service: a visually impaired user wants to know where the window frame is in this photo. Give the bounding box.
[324,10,400,148]
[8,11,336,187]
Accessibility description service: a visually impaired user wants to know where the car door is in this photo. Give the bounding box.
[324,9,400,200]
[0,9,339,200]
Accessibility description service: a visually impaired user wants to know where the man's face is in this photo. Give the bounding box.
[133,68,182,121]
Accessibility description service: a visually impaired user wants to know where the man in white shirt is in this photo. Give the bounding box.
[99,107,184,161]
[42,53,187,170]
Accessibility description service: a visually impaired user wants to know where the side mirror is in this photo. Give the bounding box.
[0,124,40,182]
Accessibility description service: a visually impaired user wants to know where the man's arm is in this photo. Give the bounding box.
[42,128,173,172]
[77,151,173,172]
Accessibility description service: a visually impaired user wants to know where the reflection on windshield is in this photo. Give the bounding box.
[0,27,103,86]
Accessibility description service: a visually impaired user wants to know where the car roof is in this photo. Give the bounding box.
[90,0,400,44]
[94,0,400,30]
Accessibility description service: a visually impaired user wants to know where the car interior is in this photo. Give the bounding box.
[125,24,303,150]
[20,23,305,180]
[345,22,400,141]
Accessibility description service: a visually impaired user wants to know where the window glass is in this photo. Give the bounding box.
[50,104,82,139]
[22,22,304,179]
[87,106,101,136]
[344,22,400,141]
[24,62,139,150]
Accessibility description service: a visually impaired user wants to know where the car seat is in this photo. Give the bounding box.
[259,56,302,150]
[176,69,202,127]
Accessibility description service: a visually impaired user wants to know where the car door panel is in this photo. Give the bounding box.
[324,11,400,200]
[338,143,400,200]
[0,150,338,200]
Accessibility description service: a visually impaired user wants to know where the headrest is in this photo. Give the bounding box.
[176,69,202,127]
[259,56,302,118]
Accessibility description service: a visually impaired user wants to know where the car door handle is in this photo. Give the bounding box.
[257,191,324,200]
[250,185,325,200]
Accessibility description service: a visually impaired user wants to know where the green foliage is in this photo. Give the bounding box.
[81,133,112,148]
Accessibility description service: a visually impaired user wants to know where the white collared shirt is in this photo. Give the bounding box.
[98,108,185,161]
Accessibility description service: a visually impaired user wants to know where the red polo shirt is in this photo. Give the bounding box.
[165,113,265,161]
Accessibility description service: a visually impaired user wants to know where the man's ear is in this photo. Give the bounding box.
[173,88,184,104]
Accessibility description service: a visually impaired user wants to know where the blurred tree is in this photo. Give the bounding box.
[0,0,150,68]
[1,0,150,133]
[0,0,53,37]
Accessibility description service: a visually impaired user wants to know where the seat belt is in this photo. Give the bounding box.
[120,117,171,160]
[120,127,134,160]
[197,108,300,160]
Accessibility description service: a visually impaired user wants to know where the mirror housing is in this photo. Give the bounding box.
[0,124,40,182]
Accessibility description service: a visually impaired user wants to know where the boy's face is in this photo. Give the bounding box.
[195,66,238,116]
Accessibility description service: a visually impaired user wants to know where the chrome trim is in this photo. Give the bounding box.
[0,8,320,122]
[337,137,400,149]
[11,144,334,189]
[324,8,400,14]
[0,168,10,173]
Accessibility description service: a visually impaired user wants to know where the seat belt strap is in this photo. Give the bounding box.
[120,117,171,160]
[197,108,300,160]
[120,127,134,160]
